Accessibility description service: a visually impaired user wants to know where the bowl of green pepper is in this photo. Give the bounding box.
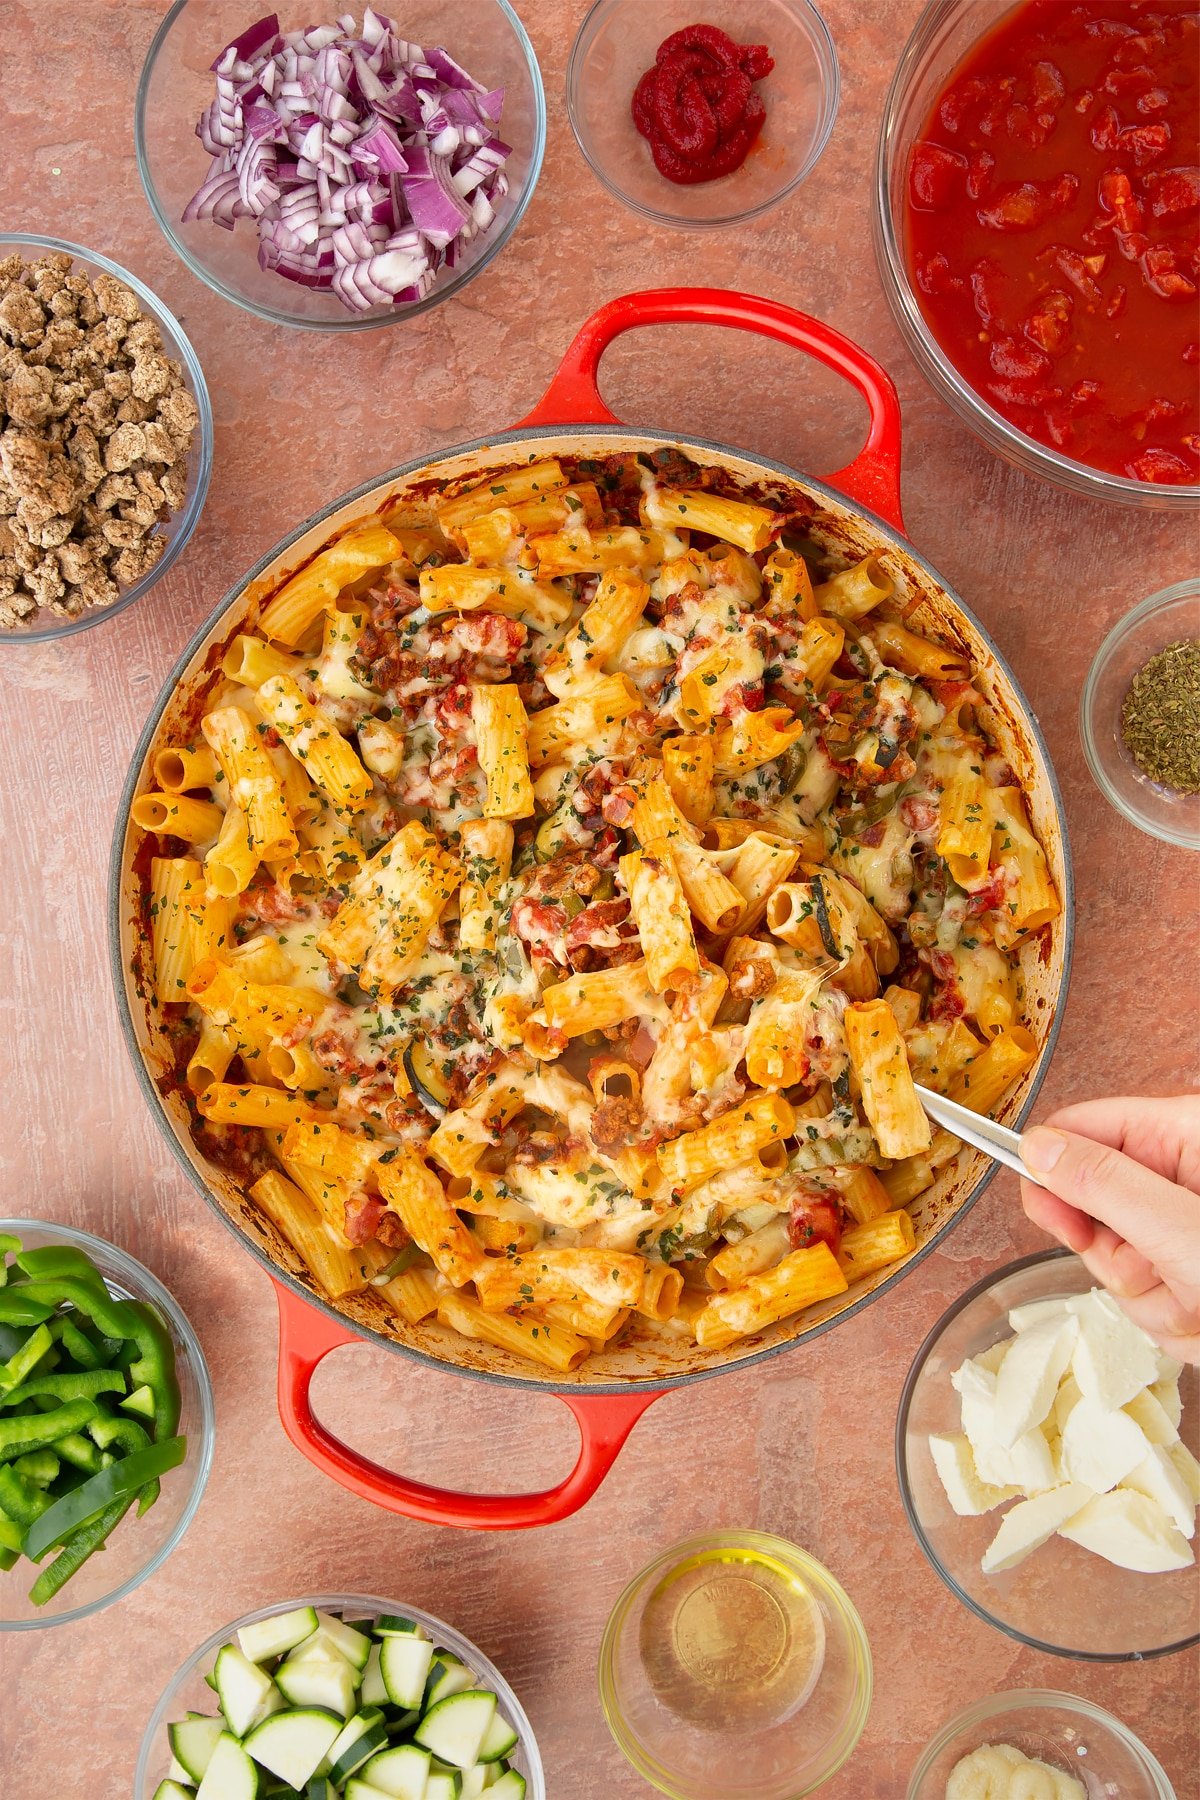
[0,1219,213,1629]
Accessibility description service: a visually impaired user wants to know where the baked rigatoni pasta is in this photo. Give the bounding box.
[130,447,1059,1372]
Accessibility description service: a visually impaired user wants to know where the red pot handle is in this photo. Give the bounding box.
[516,287,905,531]
[273,1279,663,1529]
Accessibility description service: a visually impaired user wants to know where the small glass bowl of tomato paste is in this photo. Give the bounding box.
[567,0,839,230]
[874,0,1200,509]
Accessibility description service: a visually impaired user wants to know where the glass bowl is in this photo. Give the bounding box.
[0,233,213,644]
[896,1249,1200,1662]
[135,1591,546,1797]
[598,1530,872,1798]
[135,0,546,331]
[872,0,1200,511]
[908,1690,1178,1799]
[0,1218,214,1631]
[567,0,839,231]
[1080,581,1200,852]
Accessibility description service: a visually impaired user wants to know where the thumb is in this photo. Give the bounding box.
[1022,1125,1195,1284]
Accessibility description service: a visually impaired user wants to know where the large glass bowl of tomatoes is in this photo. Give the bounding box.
[874,0,1199,509]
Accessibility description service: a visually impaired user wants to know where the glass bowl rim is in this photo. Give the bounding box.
[565,0,841,232]
[1079,579,1200,852]
[871,0,1200,511]
[0,1215,215,1632]
[0,231,214,646]
[133,1590,547,1797]
[905,1685,1179,1799]
[894,1246,1200,1663]
[597,1527,874,1799]
[134,0,548,332]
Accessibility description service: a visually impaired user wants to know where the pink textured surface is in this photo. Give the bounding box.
[0,1,1197,1796]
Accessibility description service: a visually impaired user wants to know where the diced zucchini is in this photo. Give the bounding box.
[361,1643,389,1709]
[214,1645,282,1739]
[460,1769,489,1800]
[276,1654,360,1719]
[195,1733,260,1800]
[425,1775,461,1800]
[237,1606,320,1664]
[170,1716,225,1783]
[305,1781,337,1800]
[374,1616,428,1639]
[423,1657,474,1711]
[487,1774,525,1800]
[414,1694,497,1771]
[361,1744,432,1800]
[383,1706,420,1736]
[309,1609,372,1670]
[153,1783,196,1800]
[379,1634,436,1711]
[477,1712,519,1764]
[344,1784,401,1800]
[327,1711,390,1785]
[243,1707,343,1790]
[167,1757,196,1785]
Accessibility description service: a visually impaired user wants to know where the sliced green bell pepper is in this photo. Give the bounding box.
[51,1317,103,1370]
[0,1234,21,1284]
[0,1369,126,1409]
[0,1292,55,1328]
[11,1449,59,1486]
[29,1496,135,1606]
[0,1323,55,1394]
[14,1247,110,1288]
[125,1301,181,1441]
[0,1463,52,1529]
[53,1432,103,1475]
[12,1278,138,1343]
[23,1436,185,1560]
[0,1399,98,1463]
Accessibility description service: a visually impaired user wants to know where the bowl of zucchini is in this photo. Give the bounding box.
[136,1592,544,1799]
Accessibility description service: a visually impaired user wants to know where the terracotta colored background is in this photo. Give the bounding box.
[1,1,1197,1795]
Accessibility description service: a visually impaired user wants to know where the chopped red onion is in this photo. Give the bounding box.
[183,10,511,313]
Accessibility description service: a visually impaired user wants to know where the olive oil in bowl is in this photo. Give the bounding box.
[600,1530,873,1800]
[640,1544,826,1732]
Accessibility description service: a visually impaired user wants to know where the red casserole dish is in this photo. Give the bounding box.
[110,287,1073,1527]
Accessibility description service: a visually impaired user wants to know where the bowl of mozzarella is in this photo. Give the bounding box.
[896,1249,1199,1661]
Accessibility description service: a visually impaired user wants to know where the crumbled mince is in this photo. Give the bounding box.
[0,251,199,628]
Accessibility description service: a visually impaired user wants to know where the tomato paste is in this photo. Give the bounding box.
[905,0,1199,484]
[632,24,774,185]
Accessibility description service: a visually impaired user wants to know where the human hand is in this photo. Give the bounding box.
[1020,1093,1200,1365]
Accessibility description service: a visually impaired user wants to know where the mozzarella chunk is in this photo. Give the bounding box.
[1059,1489,1193,1573]
[1167,1441,1200,1503]
[1122,1446,1196,1539]
[1149,1376,1184,1431]
[993,1315,1078,1449]
[982,1484,1094,1574]
[1052,1372,1082,1437]
[952,1359,1001,1457]
[929,1433,1019,1516]
[1124,1384,1181,1448]
[1060,1394,1150,1493]
[974,1339,1010,1377]
[1006,1296,1072,1335]
[1068,1289,1159,1410]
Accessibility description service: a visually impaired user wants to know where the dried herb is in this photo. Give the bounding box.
[1120,638,1200,794]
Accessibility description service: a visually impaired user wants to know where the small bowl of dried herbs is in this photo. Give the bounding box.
[1081,578,1200,851]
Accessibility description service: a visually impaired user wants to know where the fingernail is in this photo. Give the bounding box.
[1024,1127,1067,1174]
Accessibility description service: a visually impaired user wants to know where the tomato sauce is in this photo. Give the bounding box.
[905,1,1200,484]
